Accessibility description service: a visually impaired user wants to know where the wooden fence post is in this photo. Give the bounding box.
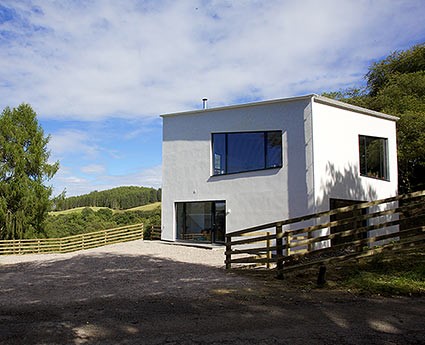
[317,265,327,287]
[266,231,271,269]
[276,223,284,279]
[225,235,231,269]
[285,231,291,257]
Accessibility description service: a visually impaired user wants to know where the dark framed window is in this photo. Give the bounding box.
[176,201,226,243]
[359,135,389,180]
[212,131,282,175]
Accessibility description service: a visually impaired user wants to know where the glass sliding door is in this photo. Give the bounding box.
[176,201,226,243]
[213,201,226,243]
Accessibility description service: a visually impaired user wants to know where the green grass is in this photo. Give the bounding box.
[116,202,161,212]
[279,248,425,296]
[335,248,425,296]
[49,206,113,216]
[50,202,161,216]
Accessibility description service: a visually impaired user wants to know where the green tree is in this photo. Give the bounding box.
[96,208,113,222]
[324,43,425,192]
[0,104,59,239]
[53,186,161,211]
[366,45,425,97]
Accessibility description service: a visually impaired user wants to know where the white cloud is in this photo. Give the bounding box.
[95,165,163,192]
[50,165,162,197]
[80,164,106,175]
[1,0,424,120]
[2,0,424,196]
[48,129,99,159]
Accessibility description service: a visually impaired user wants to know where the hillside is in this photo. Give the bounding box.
[53,186,161,211]
[44,202,161,238]
[49,202,161,216]
[119,202,161,212]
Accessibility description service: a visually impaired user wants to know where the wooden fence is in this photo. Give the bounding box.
[148,226,162,240]
[0,223,144,255]
[225,190,425,277]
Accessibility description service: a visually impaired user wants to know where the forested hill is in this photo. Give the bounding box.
[53,186,161,211]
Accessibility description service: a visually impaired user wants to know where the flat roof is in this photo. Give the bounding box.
[313,95,399,121]
[161,94,399,121]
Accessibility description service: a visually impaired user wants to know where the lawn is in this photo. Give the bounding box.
[285,247,425,296]
[338,247,425,296]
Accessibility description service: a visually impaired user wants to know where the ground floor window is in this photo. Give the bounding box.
[176,201,226,243]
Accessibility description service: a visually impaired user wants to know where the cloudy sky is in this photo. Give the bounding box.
[1,0,424,196]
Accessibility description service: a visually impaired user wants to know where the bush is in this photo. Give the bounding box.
[43,206,160,238]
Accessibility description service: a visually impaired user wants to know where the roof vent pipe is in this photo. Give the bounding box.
[202,98,208,110]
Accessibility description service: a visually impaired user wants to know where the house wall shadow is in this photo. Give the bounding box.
[316,162,378,209]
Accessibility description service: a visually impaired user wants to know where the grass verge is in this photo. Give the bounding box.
[233,247,425,297]
[337,248,425,296]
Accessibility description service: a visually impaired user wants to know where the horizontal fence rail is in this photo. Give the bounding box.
[0,223,144,255]
[225,190,425,276]
[149,226,162,240]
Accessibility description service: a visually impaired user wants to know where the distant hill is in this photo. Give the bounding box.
[52,186,161,211]
[50,206,112,216]
[50,202,161,216]
[121,202,161,212]
[45,201,161,238]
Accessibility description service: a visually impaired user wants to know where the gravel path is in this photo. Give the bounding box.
[0,240,424,344]
[0,240,226,268]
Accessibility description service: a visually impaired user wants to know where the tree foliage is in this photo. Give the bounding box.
[323,43,425,192]
[0,104,59,239]
[366,44,425,97]
[44,207,160,238]
[53,186,161,211]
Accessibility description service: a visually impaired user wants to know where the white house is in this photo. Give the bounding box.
[160,94,398,244]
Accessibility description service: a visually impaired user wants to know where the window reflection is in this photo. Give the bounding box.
[212,131,282,175]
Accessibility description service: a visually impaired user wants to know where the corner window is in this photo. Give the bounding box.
[212,131,282,175]
[359,135,389,180]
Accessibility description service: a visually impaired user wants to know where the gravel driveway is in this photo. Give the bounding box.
[0,240,424,344]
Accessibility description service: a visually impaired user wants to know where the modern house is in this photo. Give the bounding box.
[160,95,398,244]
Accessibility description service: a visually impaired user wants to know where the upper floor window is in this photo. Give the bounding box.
[359,135,389,180]
[212,131,282,175]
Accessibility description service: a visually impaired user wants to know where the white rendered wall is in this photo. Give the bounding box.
[311,100,398,245]
[311,100,398,210]
[161,99,315,241]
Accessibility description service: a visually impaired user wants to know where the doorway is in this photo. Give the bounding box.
[330,198,367,246]
[176,201,226,244]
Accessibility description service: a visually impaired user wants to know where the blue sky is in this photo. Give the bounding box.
[1,0,424,196]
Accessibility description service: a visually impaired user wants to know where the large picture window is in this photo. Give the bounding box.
[176,201,226,243]
[212,131,282,175]
[359,135,389,180]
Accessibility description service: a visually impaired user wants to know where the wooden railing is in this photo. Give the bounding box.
[225,190,425,277]
[0,223,144,255]
[149,226,162,240]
